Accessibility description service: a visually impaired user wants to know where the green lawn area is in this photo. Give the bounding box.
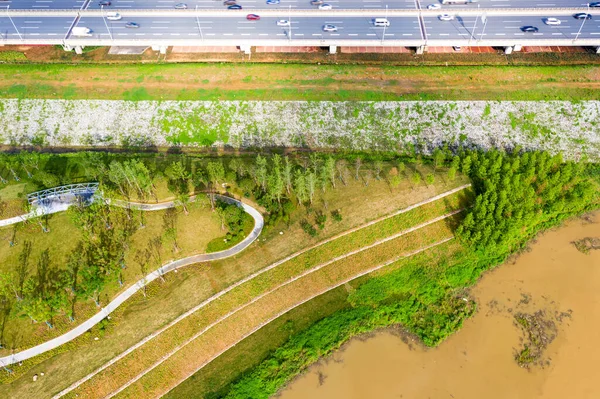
[0,64,598,101]
[0,196,224,354]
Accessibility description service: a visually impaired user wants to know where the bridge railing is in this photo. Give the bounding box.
[27,183,100,205]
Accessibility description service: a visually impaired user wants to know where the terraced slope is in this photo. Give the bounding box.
[59,186,470,399]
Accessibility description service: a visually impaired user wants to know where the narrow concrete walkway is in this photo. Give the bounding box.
[0,194,263,368]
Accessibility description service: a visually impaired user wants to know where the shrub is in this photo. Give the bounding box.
[331,209,343,222]
[300,220,318,237]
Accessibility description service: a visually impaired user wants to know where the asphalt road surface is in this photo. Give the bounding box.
[0,0,589,10]
[74,15,423,40]
[2,12,598,41]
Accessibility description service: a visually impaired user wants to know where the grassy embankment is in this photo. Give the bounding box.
[166,150,600,399]
[0,153,464,398]
[167,239,466,399]
[0,64,599,101]
[63,188,469,399]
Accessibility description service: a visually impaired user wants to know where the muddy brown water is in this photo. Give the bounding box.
[279,211,600,399]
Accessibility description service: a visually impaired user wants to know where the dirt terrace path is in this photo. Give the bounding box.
[0,194,263,369]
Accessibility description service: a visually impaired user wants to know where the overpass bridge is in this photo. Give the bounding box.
[1,1,599,54]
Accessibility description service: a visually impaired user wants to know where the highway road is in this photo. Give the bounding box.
[1,12,599,42]
[75,15,422,39]
[0,0,598,47]
[0,0,589,10]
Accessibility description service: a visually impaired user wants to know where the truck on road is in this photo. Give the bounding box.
[71,27,93,37]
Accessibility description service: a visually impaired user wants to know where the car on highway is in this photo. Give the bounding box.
[106,12,121,21]
[98,1,111,5]
[266,0,280,4]
[246,14,260,20]
[318,3,332,9]
[125,22,140,29]
[174,3,188,8]
[224,0,237,5]
[277,19,290,26]
[427,4,441,9]
[520,26,539,33]
[590,2,600,7]
[310,0,324,4]
[573,13,592,20]
[228,4,242,9]
[374,18,390,27]
[322,24,338,32]
[438,14,454,21]
[544,17,561,25]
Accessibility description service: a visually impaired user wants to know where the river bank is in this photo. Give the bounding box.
[280,210,600,399]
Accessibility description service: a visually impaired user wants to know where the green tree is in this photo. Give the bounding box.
[323,157,336,189]
[411,172,422,186]
[206,161,225,209]
[16,240,33,299]
[253,155,268,192]
[433,148,445,171]
[282,156,293,194]
[135,248,152,298]
[306,172,317,205]
[162,208,180,253]
[336,159,349,186]
[425,173,435,186]
[373,161,383,180]
[267,155,284,204]
[447,167,457,182]
[293,171,308,205]
[354,157,362,180]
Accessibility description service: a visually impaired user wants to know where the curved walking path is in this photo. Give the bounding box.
[0,194,264,369]
[54,184,471,399]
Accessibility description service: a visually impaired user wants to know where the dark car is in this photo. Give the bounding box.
[98,0,111,5]
[520,26,539,33]
[246,14,260,20]
[228,4,242,9]
[590,2,600,7]
[573,13,592,20]
[125,22,140,28]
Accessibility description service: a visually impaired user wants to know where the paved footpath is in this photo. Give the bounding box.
[0,193,263,368]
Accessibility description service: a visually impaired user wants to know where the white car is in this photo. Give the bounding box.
[322,24,338,32]
[318,3,332,9]
[427,4,441,9]
[438,14,454,21]
[277,19,290,26]
[106,12,122,21]
[544,17,561,25]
